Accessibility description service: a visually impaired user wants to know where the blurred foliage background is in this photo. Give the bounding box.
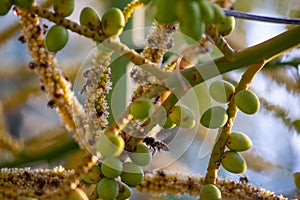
[0,0,300,199]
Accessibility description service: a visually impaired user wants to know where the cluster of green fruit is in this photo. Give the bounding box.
[222,132,252,173]
[81,133,152,199]
[199,132,252,199]
[155,0,235,41]
[202,80,259,171]
[199,80,258,199]
[0,0,33,15]
[129,97,196,129]
[44,0,125,52]
[200,80,260,129]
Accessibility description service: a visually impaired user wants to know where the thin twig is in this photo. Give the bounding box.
[225,9,300,24]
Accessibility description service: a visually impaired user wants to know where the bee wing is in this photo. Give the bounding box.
[160,143,170,151]
[156,127,178,144]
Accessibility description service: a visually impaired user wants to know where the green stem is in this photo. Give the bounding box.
[206,25,236,60]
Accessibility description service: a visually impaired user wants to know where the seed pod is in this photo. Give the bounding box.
[80,7,101,31]
[221,151,247,174]
[81,165,102,184]
[121,162,144,187]
[227,132,252,152]
[101,157,123,178]
[116,181,132,200]
[45,25,69,52]
[155,0,178,24]
[129,97,153,120]
[235,90,260,115]
[200,106,228,129]
[0,0,13,16]
[63,188,88,200]
[176,0,205,41]
[101,7,125,37]
[53,0,74,17]
[95,134,125,158]
[211,3,226,23]
[14,0,34,9]
[199,184,222,200]
[129,143,152,166]
[216,16,235,36]
[168,105,196,129]
[209,80,235,103]
[97,178,119,200]
[198,0,215,23]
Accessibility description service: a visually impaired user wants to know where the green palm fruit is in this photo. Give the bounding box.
[216,16,235,36]
[160,117,176,129]
[294,172,300,189]
[226,132,252,152]
[101,7,125,37]
[45,25,69,52]
[97,178,119,200]
[235,90,260,115]
[129,97,153,120]
[0,0,13,16]
[199,184,222,200]
[221,150,247,174]
[116,181,132,200]
[80,7,101,31]
[101,157,123,178]
[95,134,125,158]
[176,0,205,41]
[198,0,215,23]
[200,106,228,129]
[121,162,144,187]
[211,3,226,23]
[155,0,178,24]
[14,0,34,9]
[81,165,102,184]
[129,143,152,166]
[168,105,196,129]
[209,80,235,103]
[53,0,74,17]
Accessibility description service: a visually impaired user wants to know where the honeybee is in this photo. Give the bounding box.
[143,136,169,155]
[239,176,249,184]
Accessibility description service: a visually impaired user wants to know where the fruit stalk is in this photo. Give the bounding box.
[204,62,265,184]
[27,5,106,42]
[205,25,236,60]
